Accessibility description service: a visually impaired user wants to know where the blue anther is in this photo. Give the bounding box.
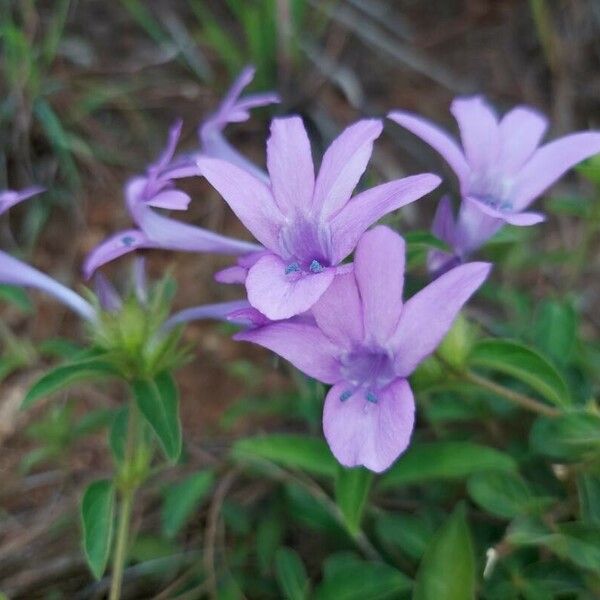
[122,235,136,247]
[340,390,352,402]
[285,262,300,274]
[366,392,378,404]
[499,201,512,212]
[309,260,324,274]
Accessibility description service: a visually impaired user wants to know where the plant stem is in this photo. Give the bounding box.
[109,403,142,600]
[464,369,560,417]
[109,488,134,600]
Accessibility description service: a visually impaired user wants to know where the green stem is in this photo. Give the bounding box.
[463,369,559,417]
[109,403,143,600]
[109,488,134,600]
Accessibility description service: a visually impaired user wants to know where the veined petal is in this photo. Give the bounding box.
[512,132,600,209]
[323,378,415,473]
[451,96,500,172]
[162,299,250,332]
[354,226,405,345]
[0,186,45,216]
[235,320,341,384]
[83,229,151,279]
[330,173,441,263]
[311,272,364,349]
[314,119,383,219]
[388,111,469,181]
[245,254,335,320]
[0,250,95,321]
[266,116,315,212]
[498,106,548,172]
[391,261,491,376]
[198,156,284,252]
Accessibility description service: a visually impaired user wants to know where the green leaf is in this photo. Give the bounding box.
[335,466,373,536]
[530,412,600,461]
[131,373,182,462]
[467,471,542,519]
[81,480,115,580]
[315,555,411,599]
[109,407,128,464]
[533,299,577,366]
[0,284,32,311]
[275,547,310,600]
[231,434,337,478]
[22,359,118,409]
[161,470,214,538]
[375,513,435,560]
[256,513,284,575]
[577,474,600,525]
[414,504,476,600]
[379,441,516,489]
[468,338,571,408]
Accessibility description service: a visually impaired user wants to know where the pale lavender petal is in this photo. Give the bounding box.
[322,378,415,473]
[162,299,250,332]
[245,254,335,320]
[387,111,469,181]
[512,132,600,209]
[132,256,148,304]
[94,273,122,312]
[431,195,456,245]
[0,186,45,216]
[311,272,364,349]
[314,119,383,219]
[503,211,546,226]
[450,96,500,171]
[354,226,405,345]
[330,173,441,263]
[214,265,248,284]
[83,229,151,279]
[266,116,315,212]
[0,250,95,321]
[454,200,503,255]
[153,119,183,173]
[391,261,491,376]
[145,189,191,211]
[235,320,341,384]
[227,306,272,328]
[197,157,284,252]
[498,107,548,172]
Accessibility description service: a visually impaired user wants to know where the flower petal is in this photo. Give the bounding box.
[465,197,546,227]
[145,189,191,211]
[266,116,315,212]
[214,265,249,284]
[512,132,600,209]
[314,119,383,219]
[330,173,441,263]
[245,254,335,320]
[83,229,151,279]
[94,273,122,312]
[431,195,456,245]
[323,378,415,473]
[0,250,95,321]
[235,320,341,384]
[354,225,405,345]
[450,96,500,172]
[0,186,45,216]
[311,272,364,349]
[387,111,469,181]
[498,106,548,172]
[162,299,251,332]
[502,211,546,226]
[198,156,284,252]
[454,200,503,255]
[391,261,491,376]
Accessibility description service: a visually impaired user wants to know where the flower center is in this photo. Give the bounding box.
[279,216,332,272]
[339,348,396,403]
[468,171,514,212]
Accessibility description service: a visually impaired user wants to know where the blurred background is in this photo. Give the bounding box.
[2,1,600,598]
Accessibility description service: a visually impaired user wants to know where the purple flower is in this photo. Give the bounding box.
[199,117,441,320]
[389,96,600,255]
[0,186,45,215]
[236,226,490,472]
[198,65,279,184]
[83,120,261,278]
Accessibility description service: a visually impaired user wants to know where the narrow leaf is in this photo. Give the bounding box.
[335,466,373,536]
[275,547,310,600]
[81,480,115,580]
[414,504,476,600]
[468,338,571,408]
